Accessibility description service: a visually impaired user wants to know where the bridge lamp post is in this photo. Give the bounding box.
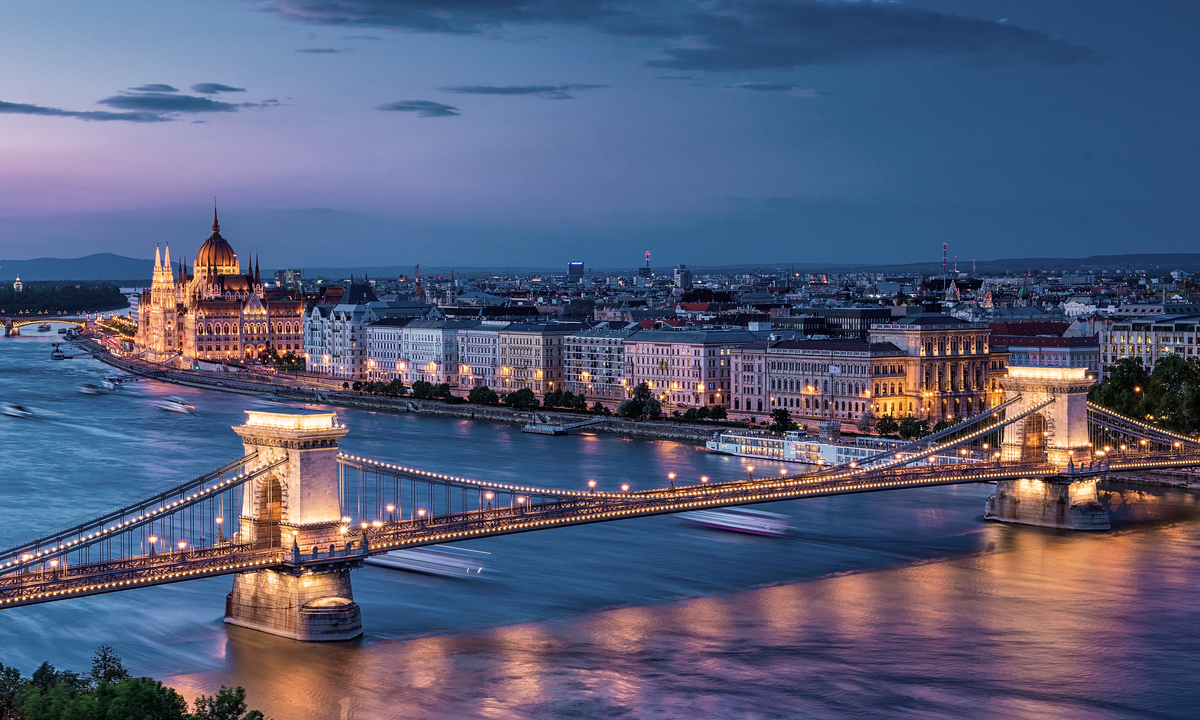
[215,517,225,544]
[586,480,596,494]
[417,508,426,525]
[148,536,157,558]
[49,559,58,578]
[485,492,494,510]
[620,484,630,493]
[746,465,754,481]
[177,541,187,560]
[668,472,676,490]
[386,504,395,523]
[1175,442,1181,455]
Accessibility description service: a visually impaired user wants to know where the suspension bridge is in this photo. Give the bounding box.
[1,365,1197,640]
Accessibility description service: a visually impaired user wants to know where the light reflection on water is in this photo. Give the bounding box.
[1,335,1199,718]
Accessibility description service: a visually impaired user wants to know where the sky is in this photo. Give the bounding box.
[0,0,1197,271]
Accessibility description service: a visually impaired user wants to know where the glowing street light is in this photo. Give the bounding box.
[621,483,630,492]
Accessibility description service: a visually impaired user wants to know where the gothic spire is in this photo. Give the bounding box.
[212,200,220,234]
[163,243,171,269]
[154,244,161,269]
[254,254,260,283]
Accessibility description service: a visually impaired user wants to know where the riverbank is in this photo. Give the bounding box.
[78,339,721,443]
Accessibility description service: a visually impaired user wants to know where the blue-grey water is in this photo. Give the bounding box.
[2,330,1199,719]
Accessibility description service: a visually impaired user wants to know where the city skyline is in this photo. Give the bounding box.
[2,1,1197,267]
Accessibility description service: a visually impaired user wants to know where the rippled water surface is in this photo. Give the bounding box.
[2,332,1199,719]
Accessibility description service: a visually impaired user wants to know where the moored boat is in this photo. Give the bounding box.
[37,323,51,332]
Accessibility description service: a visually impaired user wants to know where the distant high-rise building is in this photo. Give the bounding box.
[567,261,585,277]
[673,264,693,289]
[274,267,302,288]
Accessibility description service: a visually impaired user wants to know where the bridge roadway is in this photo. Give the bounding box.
[4,450,1200,610]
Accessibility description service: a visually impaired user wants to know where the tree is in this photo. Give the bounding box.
[431,383,452,399]
[191,685,266,720]
[90,644,130,687]
[898,416,922,440]
[543,389,563,407]
[411,381,432,399]
[708,405,728,421]
[468,385,499,405]
[572,393,588,411]
[0,662,25,720]
[505,387,539,409]
[592,401,609,415]
[770,407,792,433]
[683,408,698,421]
[857,406,877,433]
[696,405,710,420]
[351,381,363,391]
[875,414,899,436]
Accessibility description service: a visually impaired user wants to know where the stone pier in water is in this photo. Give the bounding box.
[224,410,363,641]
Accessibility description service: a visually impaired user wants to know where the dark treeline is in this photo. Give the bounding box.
[0,646,264,720]
[0,282,128,316]
[1090,356,1200,434]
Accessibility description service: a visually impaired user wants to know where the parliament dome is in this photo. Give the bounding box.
[195,209,240,275]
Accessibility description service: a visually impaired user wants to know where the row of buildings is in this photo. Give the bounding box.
[137,218,1152,428]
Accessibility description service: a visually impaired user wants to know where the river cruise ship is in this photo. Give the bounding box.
[705,429,979,467]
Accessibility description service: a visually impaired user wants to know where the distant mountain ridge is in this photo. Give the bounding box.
[2,252,1199,281]
[0,253,150,282]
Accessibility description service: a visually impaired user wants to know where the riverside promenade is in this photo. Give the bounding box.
[78,338,720,443]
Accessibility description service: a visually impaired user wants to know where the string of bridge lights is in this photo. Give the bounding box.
[2,462,284,568]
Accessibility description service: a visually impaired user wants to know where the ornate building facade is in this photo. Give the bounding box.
[137,212,305,366]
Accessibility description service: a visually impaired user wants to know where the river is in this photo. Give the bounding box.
[2,330,1199,719]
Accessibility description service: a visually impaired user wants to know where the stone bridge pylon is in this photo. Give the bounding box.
[225,410,363,641]
[988,366,1107,530]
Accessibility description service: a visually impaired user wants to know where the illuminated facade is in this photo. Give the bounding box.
[136,211,304,366]
[497,323,584,396]
[564,326,636,404]
[624,329,751,409]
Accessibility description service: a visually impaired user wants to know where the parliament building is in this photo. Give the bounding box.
[136,211,305,366]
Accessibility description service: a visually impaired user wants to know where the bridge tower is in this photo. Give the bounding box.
[224,410,363,641]
[988,366,1107,530]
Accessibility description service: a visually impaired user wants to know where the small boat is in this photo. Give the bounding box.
[50,344,69,360]
[1,403,32,419]
[153,399,192,414]
[365,545,489,577]
[101,379,121,391]
[37,323,51,332]
[77,383,102,395]
[56,328,67,334]
[679,507,792,537]
[164,396,196,411]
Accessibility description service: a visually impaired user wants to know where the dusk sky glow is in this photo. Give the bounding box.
[0,1,1196,269]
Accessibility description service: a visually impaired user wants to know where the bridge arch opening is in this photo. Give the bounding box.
[1022,413,1047,460]
[257,475,283,548]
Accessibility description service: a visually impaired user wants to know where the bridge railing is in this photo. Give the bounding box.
[0,454,286,577]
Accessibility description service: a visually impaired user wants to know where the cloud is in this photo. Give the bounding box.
[97,92,242,113]
[129,84,179,93]
[377,100,460,117]
[260,0,1091,70]
[723,82,818,96]
[440,83,607,100]
[191,83,247,94]
[1,83,280,123]
[296,48,346,53]
[0,100,168,122]
[343,35,382,40]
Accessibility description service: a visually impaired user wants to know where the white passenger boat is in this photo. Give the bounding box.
[706,429,982,467]
[680,507,792,537]
[365,545,489,577]
[77,383,102,395]
[164,396,196,410]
